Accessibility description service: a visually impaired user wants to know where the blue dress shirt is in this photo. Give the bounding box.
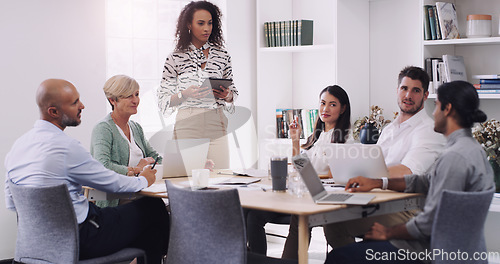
[4,120,148,223]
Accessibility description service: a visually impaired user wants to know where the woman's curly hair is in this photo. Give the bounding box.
[175,1,224,51]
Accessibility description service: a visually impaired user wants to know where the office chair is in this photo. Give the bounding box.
[431,189,494,264]
[165,180,297,264]
[8,181,146,264]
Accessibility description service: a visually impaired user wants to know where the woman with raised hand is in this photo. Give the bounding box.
[246,85,352,258]
[157,1,238,169]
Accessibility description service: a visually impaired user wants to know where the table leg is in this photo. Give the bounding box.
[298,214,309,264]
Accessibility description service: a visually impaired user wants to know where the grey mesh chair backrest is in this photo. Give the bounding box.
[431,189,494,264]
[9,181,80,263]
[9,181,146,264]
[165,180,247,264]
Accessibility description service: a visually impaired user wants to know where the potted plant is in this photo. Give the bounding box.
[353,105,397,144]
[472,119,500,192]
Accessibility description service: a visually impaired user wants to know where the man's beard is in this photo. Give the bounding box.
[61,112,81,127]
[399,97,424,115]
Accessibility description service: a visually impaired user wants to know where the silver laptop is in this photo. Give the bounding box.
[292,153,375,205]
[322,144,389,185]
[162,138,210,177]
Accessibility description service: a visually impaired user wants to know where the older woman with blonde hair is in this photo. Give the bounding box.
[91,75,161,206]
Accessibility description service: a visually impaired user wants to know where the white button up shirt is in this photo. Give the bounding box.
[377,109,445,175]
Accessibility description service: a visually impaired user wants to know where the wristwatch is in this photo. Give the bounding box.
[177,91,183,99]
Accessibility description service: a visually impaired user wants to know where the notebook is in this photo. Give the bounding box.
[292,153,375,205]
[322,144,389,185]
[161,138,210,177]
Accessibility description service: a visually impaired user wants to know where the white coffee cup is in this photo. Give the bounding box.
[191,169,210,189]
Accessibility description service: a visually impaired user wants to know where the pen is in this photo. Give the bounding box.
[261,187,267,192]
[151,156,160,169]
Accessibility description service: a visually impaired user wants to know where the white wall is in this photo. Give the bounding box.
[225,0,258,168]
[369,0,422,116]
[0,0,106,259]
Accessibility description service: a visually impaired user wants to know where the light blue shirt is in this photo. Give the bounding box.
[4,120,148,223]
[390,128,495,254]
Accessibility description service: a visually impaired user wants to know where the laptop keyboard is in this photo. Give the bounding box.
[321,193,353,202]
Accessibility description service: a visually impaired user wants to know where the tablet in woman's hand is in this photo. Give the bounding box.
[201,77,232,92]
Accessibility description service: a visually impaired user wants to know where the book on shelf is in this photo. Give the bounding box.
[264,22,269,48]
[475,89,500,94]
[435,2,460,39]
[269,22,275,47]
[442,55,467,82]
[425,57,441,82]
[282,21,286,47]
[298,20,313,46]
[473,83,500,89]
[274,21,279,47]
[433,6,442,40]
[423,5,432,40]
[285,20,290,47]
[473,74,500,80]
[263,20,313,47]
[276,22,280,47]
[480,79,500,84]
[430,58,444,91]
[427,5,438,40]
[275,108,318,139]
[276,109,285,138]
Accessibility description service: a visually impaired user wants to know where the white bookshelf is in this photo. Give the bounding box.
[255,0,370,169]
[423,36,500,46]
[422,0,500,99]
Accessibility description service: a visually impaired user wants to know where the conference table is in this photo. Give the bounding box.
[139,174,425,264]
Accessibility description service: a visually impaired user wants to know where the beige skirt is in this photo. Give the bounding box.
[174,107,229,169]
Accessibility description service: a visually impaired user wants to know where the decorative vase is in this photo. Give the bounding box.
[489,160,500,193]
[360,123,379,144]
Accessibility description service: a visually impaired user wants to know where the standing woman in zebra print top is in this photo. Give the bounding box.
[157,1,238,169]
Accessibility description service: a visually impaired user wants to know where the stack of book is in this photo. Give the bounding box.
[264,20,313,47]
[276,108,318,139]
[424,55,467,92]
[473,75,500,94]
[423,2,460,40]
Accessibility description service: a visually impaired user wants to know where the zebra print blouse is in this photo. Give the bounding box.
[157,42,238,117]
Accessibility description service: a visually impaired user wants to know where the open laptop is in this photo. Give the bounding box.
[162,138,210,177]
[321,143,389,185]
[292,153,375,205]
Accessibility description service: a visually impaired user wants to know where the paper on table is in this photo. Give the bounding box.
[142,182,167,193]
[237,183,272,191]
[216,177,261,185]
[232,168,268,177]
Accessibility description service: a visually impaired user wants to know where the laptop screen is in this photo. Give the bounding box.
[323,143,388,184]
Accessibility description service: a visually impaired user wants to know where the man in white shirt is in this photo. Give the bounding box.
[323,66,445,249]
[5,79,169,263]
[326,80,494,264]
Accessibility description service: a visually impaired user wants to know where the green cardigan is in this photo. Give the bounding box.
[90,113,162,175]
